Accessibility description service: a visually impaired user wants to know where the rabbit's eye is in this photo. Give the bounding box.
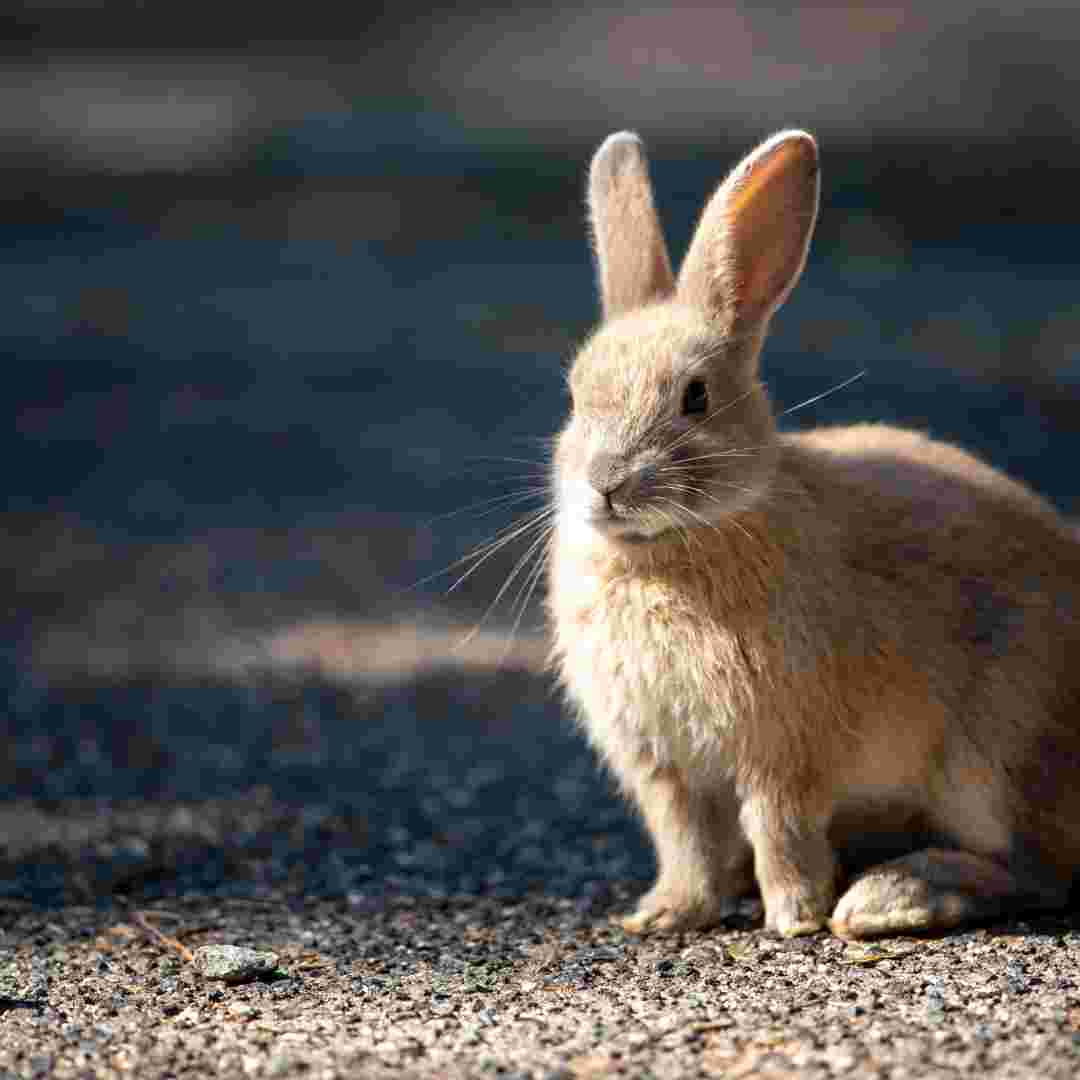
[682,378,709,416]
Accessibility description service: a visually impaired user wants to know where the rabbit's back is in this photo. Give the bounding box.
[786,423,1080,688]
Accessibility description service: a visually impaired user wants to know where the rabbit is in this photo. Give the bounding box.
[546,128,1080,939]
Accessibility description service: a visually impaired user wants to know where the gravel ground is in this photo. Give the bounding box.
[5,890,1080,1080]
[5,654,1080,1079]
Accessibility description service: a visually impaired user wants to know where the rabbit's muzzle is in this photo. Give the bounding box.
[587,452,658,514]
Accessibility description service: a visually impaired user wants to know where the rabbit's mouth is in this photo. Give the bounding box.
[568,460,718,544]
[586,497,678,544]
[584,458,669,537]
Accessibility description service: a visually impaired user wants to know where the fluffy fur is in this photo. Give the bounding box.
[547,130,1080,938]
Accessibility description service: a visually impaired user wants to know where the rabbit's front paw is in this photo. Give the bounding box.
[743,798,835,937]
[762,883,833,938]
[619,883,732,934]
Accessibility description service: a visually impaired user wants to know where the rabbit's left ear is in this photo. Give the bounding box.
[678,130,819,329]
[588,132,676,321]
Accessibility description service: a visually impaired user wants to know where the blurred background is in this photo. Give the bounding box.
[6,1,1080,907]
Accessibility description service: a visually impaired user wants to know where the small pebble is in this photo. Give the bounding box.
[192,945,280,984]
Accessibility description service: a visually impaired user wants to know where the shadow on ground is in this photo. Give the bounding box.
[0,658,652,912]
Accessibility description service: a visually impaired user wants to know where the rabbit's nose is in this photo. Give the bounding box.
[587,452,627,498]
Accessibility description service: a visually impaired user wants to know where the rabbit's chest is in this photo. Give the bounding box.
[554,573,753,773]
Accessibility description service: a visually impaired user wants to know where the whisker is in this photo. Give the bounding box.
[504,434,559,449]
[654,498,694,557]
[663,388,759,454]
[653,484,758,542]
[670,496,731,538]
[510,535,551,627]
[411,505,554,591]
[777,370,866,420]
[446,509,557,597]
[668,477,802,499]
[684,496,754,542]
[464,455,551,468]
[434,458,550,485]
[657,447,773,465]
[728,515,753,543]
[658,479,762,500]
[457,521,555,649]
[423,487,550,526]
[500,532,554,661]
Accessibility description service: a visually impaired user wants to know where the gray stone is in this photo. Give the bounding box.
[191,945,280,984]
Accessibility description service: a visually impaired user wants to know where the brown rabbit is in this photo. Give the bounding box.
[547,129,1080,939]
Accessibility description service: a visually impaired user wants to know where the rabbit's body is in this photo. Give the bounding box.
[547,130,1080,937]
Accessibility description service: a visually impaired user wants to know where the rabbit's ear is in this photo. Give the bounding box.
[588,132,676,320]
[678,130,819,329]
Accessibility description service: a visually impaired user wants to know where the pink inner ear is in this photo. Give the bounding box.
[678,133,818,327]
[737,205,800,317]
[726,141,817,321]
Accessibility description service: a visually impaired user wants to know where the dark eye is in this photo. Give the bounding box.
[681,378,709,416]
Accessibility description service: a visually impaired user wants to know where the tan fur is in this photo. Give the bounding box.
[588,132,676,320]
[547,130,1080,938]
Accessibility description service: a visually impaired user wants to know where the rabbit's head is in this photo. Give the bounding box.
[554,130,819,546]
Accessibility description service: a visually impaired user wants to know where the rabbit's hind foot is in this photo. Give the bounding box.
[829,847,1063,939]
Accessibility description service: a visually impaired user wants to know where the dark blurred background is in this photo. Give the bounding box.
[6,2,1080,905]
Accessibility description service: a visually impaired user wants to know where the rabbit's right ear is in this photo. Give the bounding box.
[678,130,819,330]
[588,132,675,321]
